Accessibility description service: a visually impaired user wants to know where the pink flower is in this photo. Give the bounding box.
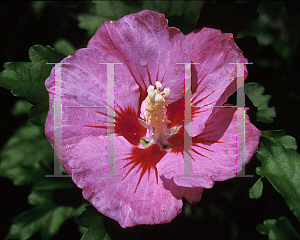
[45,10,260,228]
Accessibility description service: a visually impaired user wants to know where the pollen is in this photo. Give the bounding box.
[145,82,170,135]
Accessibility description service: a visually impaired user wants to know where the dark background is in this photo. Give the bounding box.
[1,1,300,239]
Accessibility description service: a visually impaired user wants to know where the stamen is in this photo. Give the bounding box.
[155,94,163,102]
[148,91,155,99]
[162,88,170,97]
[147,85,154,93]
[144,82,170,135]
[155,81,162,89]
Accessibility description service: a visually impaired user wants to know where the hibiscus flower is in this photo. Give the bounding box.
[45,10,261,228]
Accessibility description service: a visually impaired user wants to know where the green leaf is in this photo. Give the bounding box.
[6,180,72,239]
[0,120,54,185]
[5,175,85,239]
[54,39,77,56]
[249,177,263,199]
[257,216,300,240]
[261,129,286,139]
[78,1,203,36]
[28,178,75,206]
[256,130,300,222]
[11,99,33,117]
[245,82,276,123]
[0,45,65,125]
[6,204,74,240]
[77,1,136,35]
[278,135,298,150]
[77,206,110,240]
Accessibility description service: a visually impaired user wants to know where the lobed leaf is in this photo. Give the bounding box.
[54,39,77,56]
[77,206,111,240]
[256,130,300,222]
[5,179,77,239]
[11,99,33,117]
[0,45,65,125]
[249,177,263,200]
[0,121,54,185]
[5,204,74,240]
[1,97,88,239]
[257,216,300,240]
[245,82,276,123]
[4,171,85,239]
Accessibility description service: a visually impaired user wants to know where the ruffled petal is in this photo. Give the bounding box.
[187,28,248,136]
[45,48,140,174]
[158,107,260,188]
[68,135,182,228]
[87,10,190,104]
[161,175,203,205]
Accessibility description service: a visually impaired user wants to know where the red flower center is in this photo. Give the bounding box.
[86,80,217,192]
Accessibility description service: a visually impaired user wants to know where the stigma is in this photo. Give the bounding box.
[144,81,170,136]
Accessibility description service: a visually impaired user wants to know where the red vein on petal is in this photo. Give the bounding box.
[84,125,106,129]
[138,70,147,93]
[192,86,207,104]
[122,144,166,193]
[167,124,222,161]
[187,150,195,162]
[161,67,167,85]
[147,66,153,86]
[154,167,159,185]
[95,111,110,118]
[124,61,147,96]
[192,100,217,109]
[84,110,110,130]
[192,143,214,152]
[204,121,215,128]
[193,90,216,106]
[192,148,212,160]
[192,72,208,94]
[155,64,159,83]
[196,129,217,137]
[191,100,217,118]
[193,127,224,144]
[191,108,211,118]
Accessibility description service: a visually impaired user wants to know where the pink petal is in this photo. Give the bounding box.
[68,135,183,228]
[45,48,140,174]
[187,28,248,136]
[87,10,190,104]
[161,175,203,205]
[158,107,260,188]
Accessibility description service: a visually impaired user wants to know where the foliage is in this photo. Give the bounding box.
[245,82,276,123]
[256,130,300,223]
[257,216,300,240]
[1,1,300,239]
[77,0,203,35]
[77,206,111,240]
[249,177,263,200]
[0,45,65,126]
